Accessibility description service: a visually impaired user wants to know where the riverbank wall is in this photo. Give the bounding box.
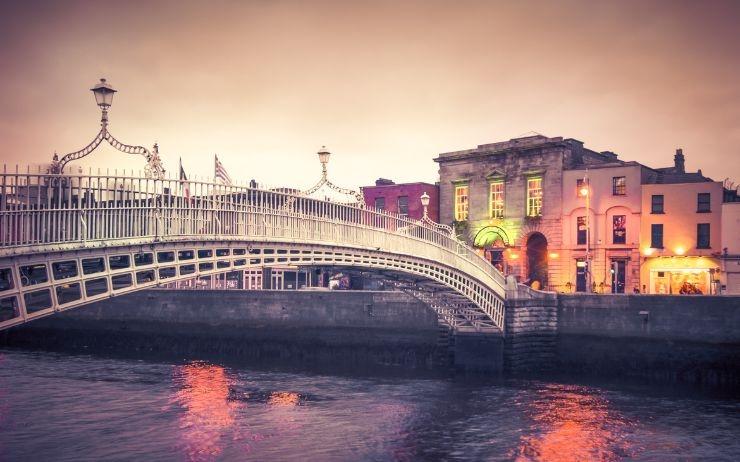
[2,289,738,383]
[0,290,448,373]
[557,294,740,385]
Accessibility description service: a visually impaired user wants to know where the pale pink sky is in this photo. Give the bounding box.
[1,0,738,188]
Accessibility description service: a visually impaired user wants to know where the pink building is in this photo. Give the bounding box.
[361,179,439,222]
[639,150,724,295]
[562,162,648,293]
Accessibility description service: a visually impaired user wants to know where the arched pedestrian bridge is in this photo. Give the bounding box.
[0,169,507,333]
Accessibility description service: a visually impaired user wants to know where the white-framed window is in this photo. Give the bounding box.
[454,184,469,221]
[526,177,543,217]
[397,196,409,217]
[489,181,504,219]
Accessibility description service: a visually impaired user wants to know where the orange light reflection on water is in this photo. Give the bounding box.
[268,391,300,407]
[515,385,635,462]
[172,361,240,462]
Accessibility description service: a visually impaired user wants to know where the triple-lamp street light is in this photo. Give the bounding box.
[50,78,165,179]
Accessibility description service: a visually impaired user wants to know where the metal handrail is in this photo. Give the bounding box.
[0,169,506,300]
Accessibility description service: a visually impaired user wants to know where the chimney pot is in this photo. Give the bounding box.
[674,148,685,173]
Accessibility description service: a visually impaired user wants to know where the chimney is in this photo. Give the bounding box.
[674,148,685,173]
[600,151,618,160]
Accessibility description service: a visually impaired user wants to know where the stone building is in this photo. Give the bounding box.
[434,135,622,289]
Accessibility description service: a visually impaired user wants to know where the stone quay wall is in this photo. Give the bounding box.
[1,290,447,372]
[557,294,740,385]
[2,288,738,382]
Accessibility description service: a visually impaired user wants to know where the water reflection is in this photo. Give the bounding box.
[268,391,300,407]
[172,361,241,461]
[514,384,636,462]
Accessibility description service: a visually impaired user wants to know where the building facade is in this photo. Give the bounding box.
[435,135,623,289]
[561,163,648,293]
[720,193,740,294]
[361,179,439,222]
[639,159,724,294]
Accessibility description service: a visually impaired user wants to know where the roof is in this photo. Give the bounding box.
[647,168,713,184]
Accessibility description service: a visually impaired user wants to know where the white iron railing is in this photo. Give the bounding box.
[0,167,507,327]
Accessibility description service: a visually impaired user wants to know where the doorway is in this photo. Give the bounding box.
[610,259,626,293]
[526,233,548,288]
[576,259,587,292]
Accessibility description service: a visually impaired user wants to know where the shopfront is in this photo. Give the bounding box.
[643,256,721,295]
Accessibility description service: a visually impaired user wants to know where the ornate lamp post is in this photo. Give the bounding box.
[50,78,165,179]
[579,175,592,292]
[420,191,431,219]
[301,146,364,205]
[419,191,455,237]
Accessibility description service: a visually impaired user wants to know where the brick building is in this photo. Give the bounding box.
[361,179,439,222]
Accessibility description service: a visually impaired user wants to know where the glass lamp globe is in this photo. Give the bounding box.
[90,78,117,108]
[317,146,331,165]
[420,191,430,208]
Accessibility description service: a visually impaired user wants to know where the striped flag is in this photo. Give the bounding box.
[214,154,232,185]
[179,157,191,200]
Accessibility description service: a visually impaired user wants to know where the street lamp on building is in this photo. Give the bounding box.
[579,174,592,292]
[50,78,165,179]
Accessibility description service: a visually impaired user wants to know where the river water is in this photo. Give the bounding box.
[0,349,738,461]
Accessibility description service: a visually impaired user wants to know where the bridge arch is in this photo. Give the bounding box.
[0,170,508,333]
[1,240,503,333]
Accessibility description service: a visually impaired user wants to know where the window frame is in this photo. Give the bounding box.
[489,181,504,219]
[374,197,385,211]
[397,195,409,217]
[612,215,627,244]
[576,216,587,245]
[697,193,711,213]
[651,194,664,214]
[454,184,469,221]
[650,223,664,249]
[696,223,711,249]
[612,176,626,196]
[526,177,543,217]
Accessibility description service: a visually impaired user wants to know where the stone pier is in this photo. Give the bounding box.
[504,277,559,373]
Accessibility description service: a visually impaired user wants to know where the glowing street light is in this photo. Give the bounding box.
[580,173,592,293]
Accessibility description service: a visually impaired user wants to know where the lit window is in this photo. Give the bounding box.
[489,181,504,219]
[613,215,626,244]
[527,177,542,217]
[612,177,626,196]
[454,185,469,221]
[397,196,409,217]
